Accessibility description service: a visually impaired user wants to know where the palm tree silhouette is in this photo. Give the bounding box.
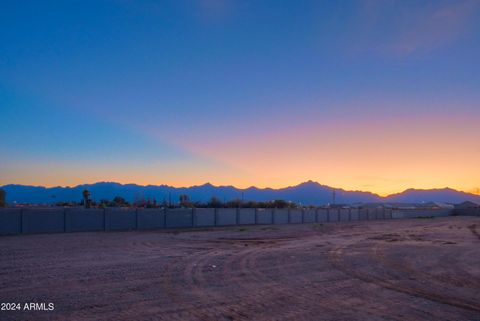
[83,189,91,208]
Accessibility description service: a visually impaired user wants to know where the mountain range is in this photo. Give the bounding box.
[1,181,479,205]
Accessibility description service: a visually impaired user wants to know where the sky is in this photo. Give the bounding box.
[1,0,479,196]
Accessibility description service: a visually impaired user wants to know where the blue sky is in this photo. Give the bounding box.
[1,0,479,194]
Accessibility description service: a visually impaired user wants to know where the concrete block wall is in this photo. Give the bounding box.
[238,208,255,225]
[350,209,359,221]
[329,209,339,222]
[66,209,104,232]
[22,208,65,234]
[257,208,273,224]
[317,209,329,222]
[273,209,288,224]
[385,209,393,219]
[454,208,480,216]
[377,208,386,219]
[165,209,193,228]
[339,209,350,222]
[391,208,453,219]
[303,209,316,223]
[137,209,165,230]
[0,206,461,236]
[289,209,303,223]
[105,208,136,230]
[358,209,368,221]
[217,208,237,226]
[0,208,22,235]
[194,208,215,227]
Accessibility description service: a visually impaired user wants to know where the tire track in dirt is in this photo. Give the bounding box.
[368,242,478,320]
[183,236,317,320]
[3,218,480,321]
[253,236,401,321]
[183,248,241,320]
[329,241,480,315]
[372,238,480,292]
[235,236,356,321]
[468,224,480,240]
[195,239,294,320]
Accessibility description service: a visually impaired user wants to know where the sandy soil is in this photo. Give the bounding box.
[1,217,479,321]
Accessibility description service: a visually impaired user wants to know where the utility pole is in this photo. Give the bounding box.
[332,189,336,205]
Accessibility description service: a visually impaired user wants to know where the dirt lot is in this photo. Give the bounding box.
[1,217,479,321]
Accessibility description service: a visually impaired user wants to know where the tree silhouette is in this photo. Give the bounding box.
[225,198,242,208]
[208,196,222,208]
[272,199,289,208]
[113,196,127,206]
[82,189,91,209]
[0,189,5,207]
[179,194,190,207]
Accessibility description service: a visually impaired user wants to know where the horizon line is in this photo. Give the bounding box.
[2,180,477,198]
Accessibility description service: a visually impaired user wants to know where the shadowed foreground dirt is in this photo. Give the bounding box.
[1,217,479,321]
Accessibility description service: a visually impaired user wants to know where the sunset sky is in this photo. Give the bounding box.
[1,0,479,196]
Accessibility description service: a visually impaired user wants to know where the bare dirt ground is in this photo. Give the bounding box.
[1,216,479,321]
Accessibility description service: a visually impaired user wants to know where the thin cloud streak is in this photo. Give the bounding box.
[350,0,480,57]
[388,0,480,56]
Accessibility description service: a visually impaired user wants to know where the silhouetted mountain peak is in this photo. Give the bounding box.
[200,182,214,188]
[296,180,322,188]
[1,181,479,205]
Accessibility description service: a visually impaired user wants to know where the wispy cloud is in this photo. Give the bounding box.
[352,0,480,57]
[388,0,479,56]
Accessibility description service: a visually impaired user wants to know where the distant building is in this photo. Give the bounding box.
[423,202,454,209]
[454,201,480,216]
[454,201,480,209]
[326,203,351,209]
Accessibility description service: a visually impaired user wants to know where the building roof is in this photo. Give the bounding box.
[455,201,480,209]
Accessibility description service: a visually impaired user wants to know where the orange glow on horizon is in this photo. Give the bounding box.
[1,107,478,197]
